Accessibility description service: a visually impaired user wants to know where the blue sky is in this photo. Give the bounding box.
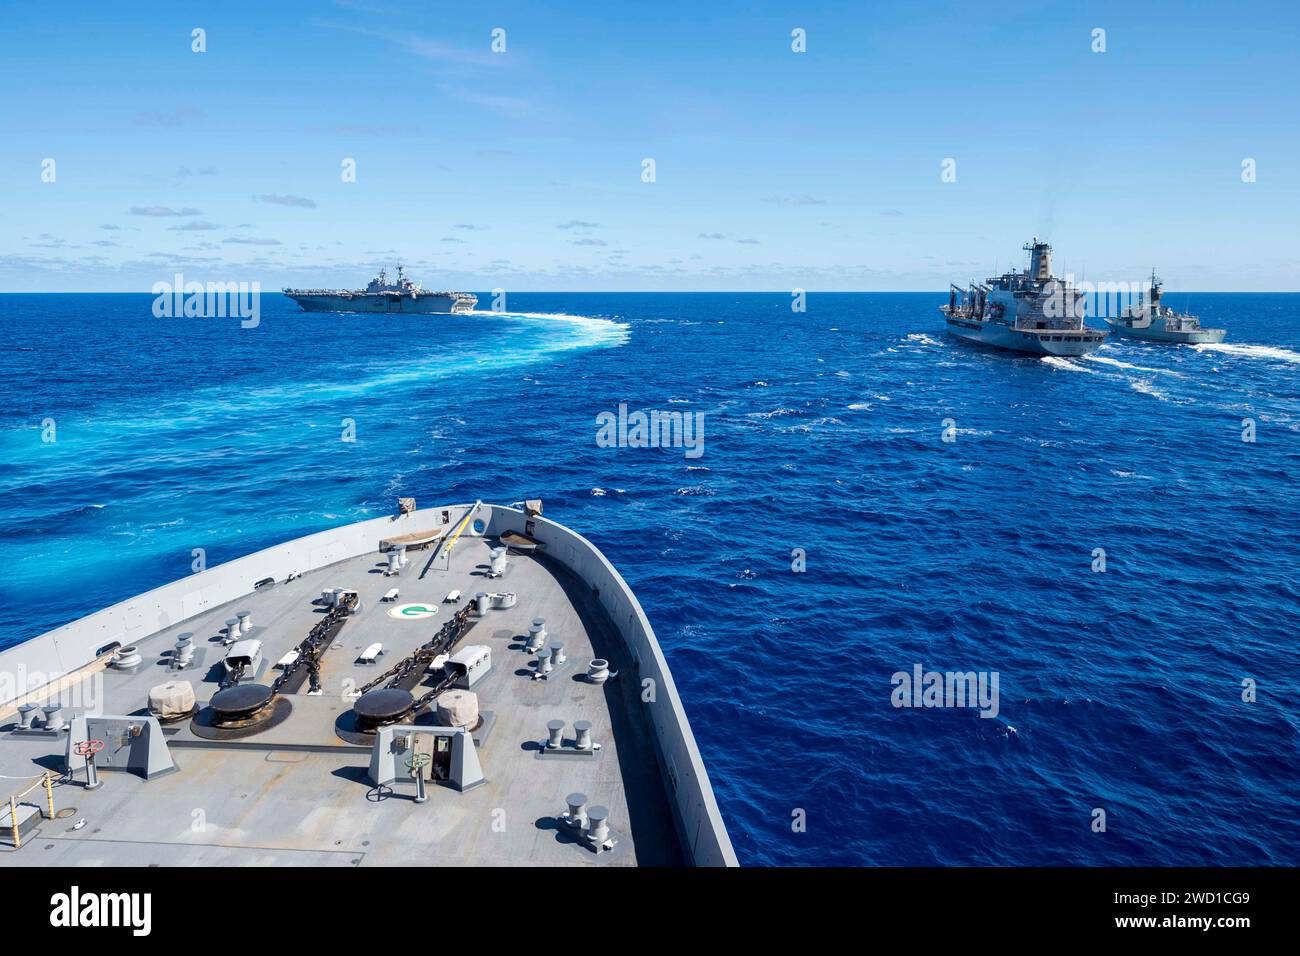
[2,0,1297,290]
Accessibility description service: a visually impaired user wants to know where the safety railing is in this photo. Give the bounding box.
[4,771,57,850]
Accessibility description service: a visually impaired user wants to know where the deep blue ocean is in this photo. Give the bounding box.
[2,292,1298,866]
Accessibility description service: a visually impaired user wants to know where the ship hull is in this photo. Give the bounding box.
[1104,319,1226,344]
[0,503,737,867]
[286,293,477,314]
[945,317,1105,356]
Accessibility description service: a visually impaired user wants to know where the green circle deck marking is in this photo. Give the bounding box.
[388,603,438,620]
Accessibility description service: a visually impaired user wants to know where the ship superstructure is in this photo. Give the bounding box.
[941,239,1107,356]
[284,266,477,314]
[1105,271,1226,344]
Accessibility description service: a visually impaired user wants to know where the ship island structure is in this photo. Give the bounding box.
[941,238,1108,356]
[0,500,736,867]
[284,266,477,314]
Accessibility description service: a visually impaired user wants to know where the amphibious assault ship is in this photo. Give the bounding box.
[284,266,477,314]
[1105,270,1226,344]
[0,500,735,866]
[941,239,1107,356]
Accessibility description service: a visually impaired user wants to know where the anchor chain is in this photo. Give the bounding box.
[358,603,475,696]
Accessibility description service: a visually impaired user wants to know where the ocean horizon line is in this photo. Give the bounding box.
[3,288,1299,296]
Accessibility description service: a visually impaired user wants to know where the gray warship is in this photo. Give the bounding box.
[1105,271,1226,344]
[941,238,1107,356]
[284,266,477,314]
[0,500,735,867]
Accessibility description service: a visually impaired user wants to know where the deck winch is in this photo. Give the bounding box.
[340,603,477,742]
[352,688,418,733]
[208,682,276,728]
[195,590,358,735]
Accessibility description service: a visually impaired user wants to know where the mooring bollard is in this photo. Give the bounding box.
[587,805,610,845]
[17,703,39,730]
[526,619,547,653]
[566,792,589,829]
[546,719,565,749]
[42,705,66,732]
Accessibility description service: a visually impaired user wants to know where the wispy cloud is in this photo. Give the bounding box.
[141,253,222,264]
[735,238,761,244]
[435,83,534,118]
[763,195,826,206]
[130,206,200,217]
[168,221,222,231]
[454,223,487,231]
[258,194,317,208]
[334,124,416,136]
[316,20,533,117]
[571,238,607,247]
[557,220,600,230]
[321,22,497,66]
[698,232,726,239]
[223,237,281,245]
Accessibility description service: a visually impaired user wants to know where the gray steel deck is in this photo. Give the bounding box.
[0,534,682,866]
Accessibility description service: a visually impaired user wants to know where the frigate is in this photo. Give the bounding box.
[0,500,735,867]
[1104,271,1226,344]
[284,266,477,314]
[941,238,1107,356]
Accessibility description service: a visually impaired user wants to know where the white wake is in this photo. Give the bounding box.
[468,309,630,348]
[1192,342,1300,364]
[1040,356,1099,374]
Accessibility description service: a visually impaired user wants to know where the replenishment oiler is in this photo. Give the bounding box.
[941,238,1107,356]
[1105,270,1227,344]
[284,266,477,314]
[0,499,735,867]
